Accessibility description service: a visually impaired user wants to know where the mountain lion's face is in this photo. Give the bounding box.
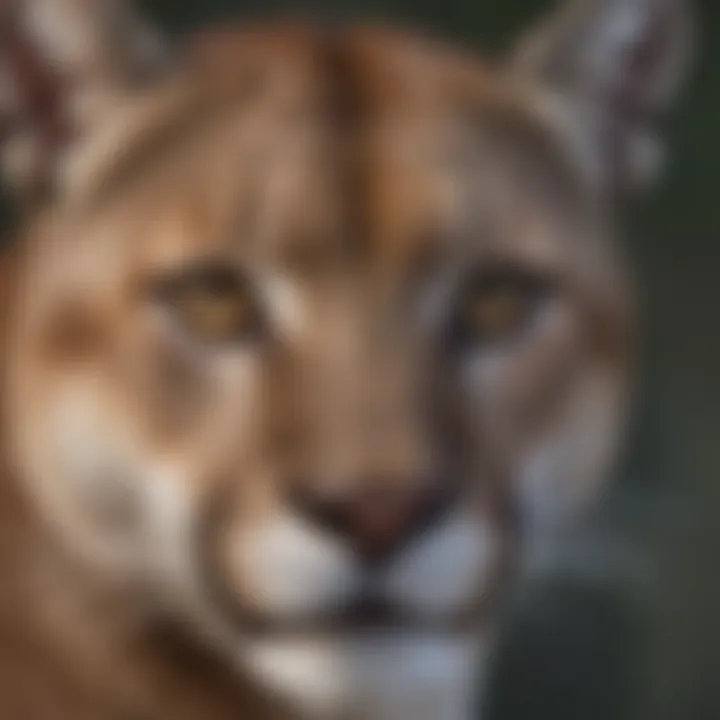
[0,1,690,716]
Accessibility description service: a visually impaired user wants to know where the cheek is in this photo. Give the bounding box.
[454,306,624,542]
[459,304,582,446]
[13,374,159,574]
[518,370,626,543]
[14,373,218,608]
[121,319,266,470]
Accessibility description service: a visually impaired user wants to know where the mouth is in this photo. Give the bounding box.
[213,590,491,639]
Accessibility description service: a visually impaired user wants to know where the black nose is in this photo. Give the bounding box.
[289,479,454,564]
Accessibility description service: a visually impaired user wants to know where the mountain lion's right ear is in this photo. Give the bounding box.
[511,0,695,199]
[0,0,167,200]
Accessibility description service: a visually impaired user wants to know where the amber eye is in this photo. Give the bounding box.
[156,265,263,344]
[451,267,553,348]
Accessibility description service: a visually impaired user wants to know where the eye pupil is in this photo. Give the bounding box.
[195,271,242,297]
[156,266,261,344]
[451,267,553,349]
[467,289,525,336]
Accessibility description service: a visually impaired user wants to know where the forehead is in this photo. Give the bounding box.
[84,24,599,280]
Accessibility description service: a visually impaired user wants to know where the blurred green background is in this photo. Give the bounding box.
[127,1,720,718]
[8,0,720,718]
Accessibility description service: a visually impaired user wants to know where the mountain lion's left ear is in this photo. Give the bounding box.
[511,0,695,197]
[0,0,167,201]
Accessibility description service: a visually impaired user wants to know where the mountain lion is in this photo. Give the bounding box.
[0,0,692,718]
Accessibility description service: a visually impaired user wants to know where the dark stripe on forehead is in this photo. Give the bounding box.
[313,30,371,265]
[318,30,366,137]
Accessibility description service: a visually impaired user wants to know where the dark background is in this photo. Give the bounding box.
[10,1,720,718]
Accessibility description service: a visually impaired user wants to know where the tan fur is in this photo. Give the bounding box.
[0,2,691,718]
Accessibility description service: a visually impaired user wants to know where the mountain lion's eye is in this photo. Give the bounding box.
[451,267,554,348]
[157,266,263,344]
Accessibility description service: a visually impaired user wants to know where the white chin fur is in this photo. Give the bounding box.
[241,633,486,720]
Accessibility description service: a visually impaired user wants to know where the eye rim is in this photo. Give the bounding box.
[446,263,558,353]
[149,262,266,346]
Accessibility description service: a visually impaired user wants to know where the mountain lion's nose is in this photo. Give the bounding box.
[290,479,453,564]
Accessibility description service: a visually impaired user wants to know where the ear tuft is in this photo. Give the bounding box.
[512,0,696,198]
[0,0,167,201]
